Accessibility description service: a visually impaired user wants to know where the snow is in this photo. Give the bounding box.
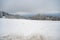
[0,18,60,39]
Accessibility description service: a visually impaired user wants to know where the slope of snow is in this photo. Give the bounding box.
[0,18,60,40]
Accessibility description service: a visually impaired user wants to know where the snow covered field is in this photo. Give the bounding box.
[0,18,60,40]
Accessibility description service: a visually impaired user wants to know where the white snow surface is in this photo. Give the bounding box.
[0,18,60,39]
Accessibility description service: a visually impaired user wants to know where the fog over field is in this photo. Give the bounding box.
[0,0,60,40]
[0,18,60,40]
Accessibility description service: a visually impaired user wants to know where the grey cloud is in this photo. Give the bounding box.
[1,0,60,13]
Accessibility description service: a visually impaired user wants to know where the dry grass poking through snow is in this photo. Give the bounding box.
[0,34,47,40]
[28,34,46,40]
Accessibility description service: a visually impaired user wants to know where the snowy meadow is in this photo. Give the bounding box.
[0,18,60,40]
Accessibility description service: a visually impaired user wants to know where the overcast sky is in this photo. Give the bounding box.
[0,0,60,14]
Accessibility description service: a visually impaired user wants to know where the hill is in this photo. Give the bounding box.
[0,11,60,20]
